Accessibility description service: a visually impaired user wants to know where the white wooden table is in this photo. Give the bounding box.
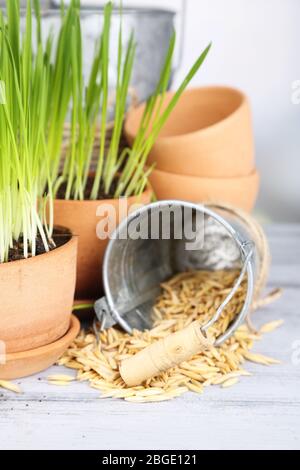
[0,224,299,450]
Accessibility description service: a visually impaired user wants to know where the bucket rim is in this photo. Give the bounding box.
[102,200,255,345]
[14,7,176,18]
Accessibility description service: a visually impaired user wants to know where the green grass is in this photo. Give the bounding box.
[56,1,137,201]
[0,0,211,263]
[55,1,211,201]
[116,39,211,198]
[0,0,54,262]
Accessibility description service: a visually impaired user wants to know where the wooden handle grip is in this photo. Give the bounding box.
[119,321,212,387]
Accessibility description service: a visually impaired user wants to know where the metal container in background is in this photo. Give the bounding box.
[17,0,186,104]
[95,201,270,346]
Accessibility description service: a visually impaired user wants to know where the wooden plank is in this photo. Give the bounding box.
[0,224,300,450]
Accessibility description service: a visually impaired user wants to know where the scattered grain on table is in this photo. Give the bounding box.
[0,380,22,394]
[47,380,71,386]
[56,270,283,402]
[221,377,240,388]
[259,319,284,333]
[47,374,75,382]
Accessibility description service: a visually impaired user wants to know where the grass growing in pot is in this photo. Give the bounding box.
[0,0,54,262]
[53,1,211,201]
[53,1,137,201]
[117,37,211,198]
[44,0,77,189]
[0,1,78,373]
[42,0,211,299]
[54,2,136,200]
[0,0,85,260]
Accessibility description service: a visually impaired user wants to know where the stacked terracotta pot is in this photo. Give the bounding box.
[125,86,259,212]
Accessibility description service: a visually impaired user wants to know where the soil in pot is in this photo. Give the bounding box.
[56,176,121,201]
[7,227,71,262]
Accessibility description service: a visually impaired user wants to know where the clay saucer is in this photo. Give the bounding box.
[0,315,80,380]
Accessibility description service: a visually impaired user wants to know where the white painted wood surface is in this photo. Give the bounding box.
[0,224,299,450]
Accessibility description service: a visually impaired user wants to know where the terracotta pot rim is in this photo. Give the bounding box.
[150,167,258,182]
[125,85,248,142]
[54,186,152,205]
[0,229,77,270]
[5,315,80,362]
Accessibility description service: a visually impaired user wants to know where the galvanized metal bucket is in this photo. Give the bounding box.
[95,201,269,346]
[18,1,186,104]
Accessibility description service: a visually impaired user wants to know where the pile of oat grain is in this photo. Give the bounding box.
[51,270,282,402]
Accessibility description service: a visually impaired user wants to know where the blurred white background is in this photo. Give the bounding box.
[127,0,300,223]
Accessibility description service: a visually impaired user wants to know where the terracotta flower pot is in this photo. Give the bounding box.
[54,188,152,300]
[125,86,255,178]
[0,233,77,354]
[0,315,80,380]
[149,168,260,213]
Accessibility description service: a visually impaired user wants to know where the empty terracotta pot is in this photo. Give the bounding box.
[0,233,77,354]
[149,168,259,212]
[54,188,152,300]
[125,86,255,178]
